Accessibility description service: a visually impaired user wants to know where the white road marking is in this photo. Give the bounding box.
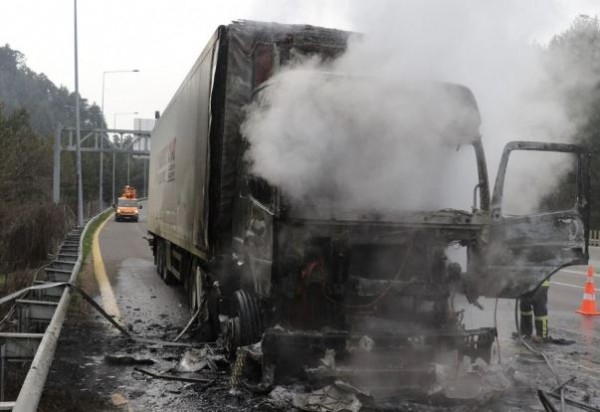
[559,268,600,278]
[551,281,582,289]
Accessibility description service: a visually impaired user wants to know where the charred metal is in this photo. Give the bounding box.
[146,21,591,396]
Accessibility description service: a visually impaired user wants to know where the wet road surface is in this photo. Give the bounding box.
[96,207,188,334]
[41,206,254,411]
[456,252,600,411]
[39,207,600,411]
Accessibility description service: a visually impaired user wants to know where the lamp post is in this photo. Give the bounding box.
[113,112,138,198]
[99,69,139,210]
[73,0,83,226]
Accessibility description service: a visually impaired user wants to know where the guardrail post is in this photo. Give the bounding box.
[16,301,58,333]
[1,344,5,401]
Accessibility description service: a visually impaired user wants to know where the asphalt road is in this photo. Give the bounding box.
[454,251,600,410]
[96,206,189,334]
[550,265,599,339]
[41,210,600,411]
[42,206,235,412]
[463,259,600,344]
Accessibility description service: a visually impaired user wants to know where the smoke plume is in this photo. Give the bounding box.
[243,1,595,215]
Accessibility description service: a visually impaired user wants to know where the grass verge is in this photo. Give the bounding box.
[82,209,114,260]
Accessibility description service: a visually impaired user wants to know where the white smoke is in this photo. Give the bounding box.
[243,67,482,211]
[242,1,594,215]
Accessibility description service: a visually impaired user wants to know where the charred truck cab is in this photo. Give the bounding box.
[148,21,590,392]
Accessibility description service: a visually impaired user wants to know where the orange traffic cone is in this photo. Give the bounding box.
[576,265,600,316]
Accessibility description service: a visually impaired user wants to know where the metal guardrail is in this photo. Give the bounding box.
[0,209,109,411]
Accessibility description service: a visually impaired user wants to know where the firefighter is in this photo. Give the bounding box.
[519,279,550,343]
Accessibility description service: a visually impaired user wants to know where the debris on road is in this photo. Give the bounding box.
[110,392,128,406]
[177,345,226,372]
[229,342,268,392]
[134,367,214,384]
[432,358,512,401]
[105,354,155,366]
[173,308,200,342]
[546,337,576,345]
[292,381,366,412]
[258,381,368,412]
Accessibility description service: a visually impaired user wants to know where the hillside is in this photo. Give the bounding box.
[0,44,105,137]
[0,44,105,276]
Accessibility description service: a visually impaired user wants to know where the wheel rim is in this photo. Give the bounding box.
[226,290,263,352]
[225,316,241,353]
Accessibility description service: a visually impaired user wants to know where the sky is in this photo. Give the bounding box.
[0,0,598,129]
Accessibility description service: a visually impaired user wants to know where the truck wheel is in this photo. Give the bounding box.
[156,239,164,278]
[155,240,163,276]
[226,290,263,352]
[157,240,175,284]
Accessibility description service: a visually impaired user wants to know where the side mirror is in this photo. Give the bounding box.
[112,203,116,209]
[138,204,143,209]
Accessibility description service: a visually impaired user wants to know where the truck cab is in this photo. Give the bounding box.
[114,185,141,222]
[228,73,590,383]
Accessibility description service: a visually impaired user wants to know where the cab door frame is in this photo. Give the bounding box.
[478,141,590,298]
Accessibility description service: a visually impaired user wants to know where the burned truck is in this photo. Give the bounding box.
[147,21,590,389]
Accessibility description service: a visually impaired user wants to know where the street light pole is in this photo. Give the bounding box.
[113,111,138,196]
[112,150,116,206]
[100,69,139,211]
[74,0,83,226]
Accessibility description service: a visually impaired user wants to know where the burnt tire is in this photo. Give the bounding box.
[227,290,263,351]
